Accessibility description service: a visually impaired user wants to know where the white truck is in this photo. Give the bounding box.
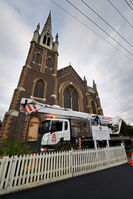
[21,98,122,152]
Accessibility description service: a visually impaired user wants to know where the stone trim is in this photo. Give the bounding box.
[17,87,25,92]
[30,96,46,101]
[6,110,19,117]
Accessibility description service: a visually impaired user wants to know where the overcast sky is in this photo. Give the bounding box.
[0,0,133,125]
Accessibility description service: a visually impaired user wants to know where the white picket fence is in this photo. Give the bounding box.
[0,145,127,195]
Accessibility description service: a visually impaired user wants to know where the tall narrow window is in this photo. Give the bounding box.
[91,101,96,114]
[43,33,50,46]
[33,80,44,98]
[63,85,79,111]
[46,57,52,68]
[35,53,42,64]
[64,88,71,109]
[47,37,50,46]
[72,91,79,111]
[43,35,47,44]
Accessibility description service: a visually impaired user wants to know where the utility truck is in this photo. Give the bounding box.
[21,98,122,152]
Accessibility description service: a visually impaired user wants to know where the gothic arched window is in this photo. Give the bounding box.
[46,57,52,68]
[33,80,44,98]
[35,53,42,64]
[47,37,50,46]
[43,35,47,44]
[63,85,79,111]
[91,101,96,114]
[43,33,50,46]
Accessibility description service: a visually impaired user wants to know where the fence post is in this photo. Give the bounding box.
[7,156,18,190]
[69,149,73,177]
[121,143,128,162]
[105,147,110,168]
[0,156,9,191]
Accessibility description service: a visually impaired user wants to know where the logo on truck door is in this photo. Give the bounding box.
[52,133,56,143]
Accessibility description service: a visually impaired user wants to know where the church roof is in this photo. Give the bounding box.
[57,65,84,83]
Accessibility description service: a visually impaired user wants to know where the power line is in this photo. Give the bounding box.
[66,0,133,57]
[124,0,133,11]
[49,0,133,62]
[129,0,133,5]
[107,0,133,28]
[81,0,133,47]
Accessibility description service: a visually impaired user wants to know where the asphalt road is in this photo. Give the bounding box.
[1,164,133,199]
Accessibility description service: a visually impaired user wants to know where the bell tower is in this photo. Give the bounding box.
[1,12,59,139]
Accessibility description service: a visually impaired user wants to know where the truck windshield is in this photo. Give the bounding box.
[39,120,50,134]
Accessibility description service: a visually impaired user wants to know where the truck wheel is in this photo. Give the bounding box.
[60,137,64,142]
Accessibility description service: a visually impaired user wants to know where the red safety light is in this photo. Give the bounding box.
[131,152,133,167]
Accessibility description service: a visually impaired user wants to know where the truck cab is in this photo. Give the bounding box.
[39,119,70,152]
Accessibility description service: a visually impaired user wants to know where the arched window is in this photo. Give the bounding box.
[47,37,50,46]
[35,53,42,64]
[33,80,44,98]
[46,57,52,68]
[91,101,96,114]
[43,35,47,44]
[63,85,79,111]
[43,33,50,46]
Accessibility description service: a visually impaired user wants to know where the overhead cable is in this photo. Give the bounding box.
[124,0,133,11]
[66,0,133,57]
[129,0,133,5]
[81,0,133,47]
[107,0,133,28]
[49,0,133,61]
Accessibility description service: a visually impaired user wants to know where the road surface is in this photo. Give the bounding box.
[1,164,133,199]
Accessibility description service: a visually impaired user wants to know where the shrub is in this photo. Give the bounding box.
[0,134,33,157]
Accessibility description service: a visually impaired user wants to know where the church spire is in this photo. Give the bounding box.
[41,11,52,35]
[39,12,58,52]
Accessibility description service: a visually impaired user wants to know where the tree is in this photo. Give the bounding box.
[120,120,133,136]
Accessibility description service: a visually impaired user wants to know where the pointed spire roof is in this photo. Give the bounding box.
[41,11,52,35]
[35,23,40,32]
[93,80,96,88]
[84,76,87,82]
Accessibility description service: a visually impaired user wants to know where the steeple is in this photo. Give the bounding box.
[41,11,52,35]
[39,11,54,50]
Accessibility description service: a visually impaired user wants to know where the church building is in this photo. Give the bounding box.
[1,12,103,141]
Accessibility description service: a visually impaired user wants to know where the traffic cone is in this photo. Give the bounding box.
[131,152,133,167]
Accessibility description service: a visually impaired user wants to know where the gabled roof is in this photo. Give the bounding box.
[57,65,84,84]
